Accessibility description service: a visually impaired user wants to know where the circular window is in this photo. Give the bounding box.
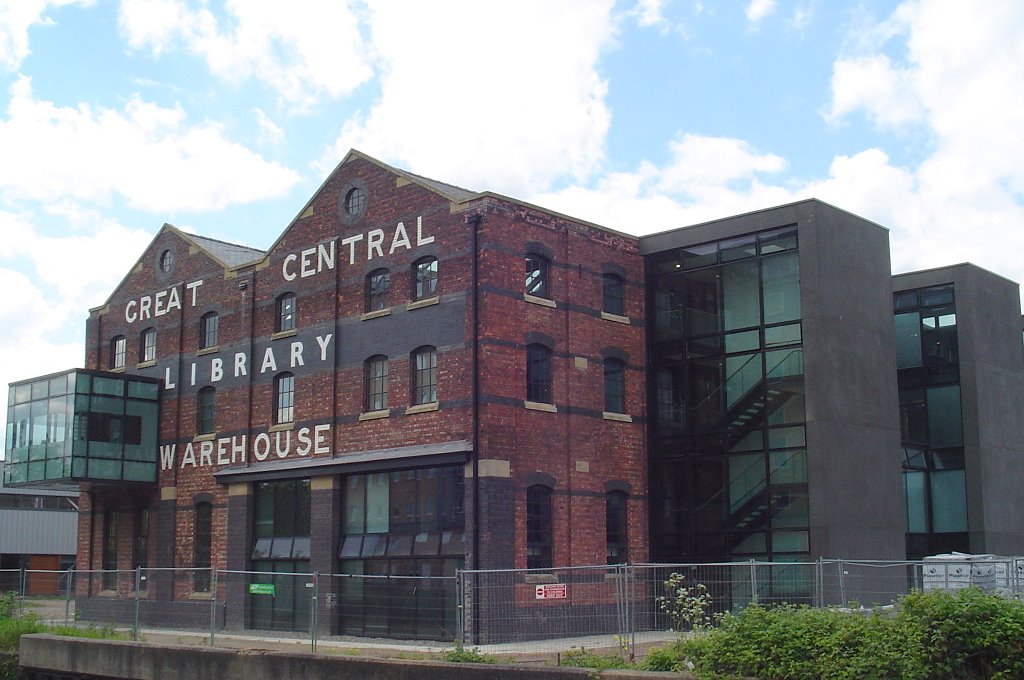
[344,187,366,217]
[159,249,174,273]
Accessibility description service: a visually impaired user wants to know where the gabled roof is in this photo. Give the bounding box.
[175,229,266,268]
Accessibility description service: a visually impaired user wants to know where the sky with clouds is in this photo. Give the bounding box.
[2,0,1024,446]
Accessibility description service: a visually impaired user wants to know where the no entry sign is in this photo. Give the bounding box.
[535,583,567,600]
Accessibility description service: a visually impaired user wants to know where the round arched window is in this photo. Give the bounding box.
[159,249,174,273]
[344,187,366,216]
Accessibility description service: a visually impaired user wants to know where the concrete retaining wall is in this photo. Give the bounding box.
[19,635,676,680]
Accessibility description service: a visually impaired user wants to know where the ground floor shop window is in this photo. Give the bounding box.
[337,465,464,638]
[249,559,311,632]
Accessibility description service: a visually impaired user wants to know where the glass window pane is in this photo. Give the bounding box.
[931,470,967,532]
[725,330,759,354]
[729,454,765,513]
[894,313,923,369]
[919,285,953,307]
[893,290,918,311]
[764,323,801,347]
[758,227,797,254]
[685,267,720,337]
[652,275,686,342]
[719,235,757,262]
[768,426,805,449]
[725,353,761,411]
[766,349,802,379]
[904,471,927,533]
[927,385,962,447]
[770,450,807,484]
[722,259,761,331]
[772,491,809,528]
[344,475,366,534]
[772,530,809,552]
[682,242,718,270]
[366,473,389,533]
[761,251,800,325]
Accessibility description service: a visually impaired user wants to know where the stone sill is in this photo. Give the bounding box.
[360,308,392,321]
[407,296,440,311]
[196,346,219,356]
[602,412,633,423]
[193,433,217,442]
[271,329,297,340]
[405,402,439,415]
[524,294,556,308]
[359,409,390,421]
[137,360,157,368]
[268,422,294,432]
[524,401,557,413]
[600,311,631,325]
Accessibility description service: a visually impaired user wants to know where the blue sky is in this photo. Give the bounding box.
[2,0,1024,443]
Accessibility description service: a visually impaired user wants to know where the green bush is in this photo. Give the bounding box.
[0,615,44,653]
[442,642,498,664]
[667,588,1024,680]
[558,646,634,670]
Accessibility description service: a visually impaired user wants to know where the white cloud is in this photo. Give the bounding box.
[0,0,91,70]
[320,0,616,197]
[254,107,283,146]
[746,0,777,23]
[0,76,301,212]
[631,0,667,28]
[118,0,372,113]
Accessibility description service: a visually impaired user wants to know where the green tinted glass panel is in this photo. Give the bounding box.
[894,312,923,368]
[48,375,69,397]
[45,458,64,479]
[764,323,801,347]
[75,373,91,394]
[88,459,121,479]
[14,384,31,403]
[344,475,367,534]
[31,380,48,401]
[758,227,797,254]
[127,380,159,400]
[722,259,761,330]
[766,349,802,379]
[91,396,123,415]
[720,235,757,262]
[767,386,805,425]
[770,450,807,484]
[728,430,764,454]
[366,473,390,533]
[724,330,759,354]
[729,454,765,513]
[931,469,967,533]
[769,426,805,449]
[927,385,962,447]
[92,377,124,396]
[726,354,761,409]
[28,445,45,461]
[772,530,809,552]
[124,461,156,482]
[686,267,721,337]
[733,533,767,554]
[28,461,45,480]
[761,252,800,325]
[772,492,809,528]
[904,471,927,533]
[683,243,718,270]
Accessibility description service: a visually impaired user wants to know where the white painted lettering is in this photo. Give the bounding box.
[166,286,181,314]
[416,215,434,245]
[282,253,298,281]
[180,443,196,468]
[296,427,312,456]
[154,290,168,317]
[314,424,330,455]
[260,347,277,373]
[199,440,213,467]
[164,367,176,390]
[316,334,333,361]
[367,229,385,259]
[217,438,229,466]
[211,357,223,382]
[390,222,411,254]
[234,352,247,377]
[190,363,196,387]
[341,234,363,264]
[290,341,304,368]
[125,300,138,323]
[160,444,176,471]
[186,279,203,306]
[253,433,271,461]
[139,296,152,320]
[318,241,336,273]
[300,248,316,278]
[274,431,291,458]
[232,435,246,463]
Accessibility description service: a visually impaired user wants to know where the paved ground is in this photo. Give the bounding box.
[16,596,678,665]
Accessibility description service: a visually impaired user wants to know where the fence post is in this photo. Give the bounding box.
[132,567,141,641]
[19,565,26,615]
[838,560,847,608]
[209,569,219,646]
[64,567,74,626]
[816,558,824,608]
[455,570,464,645]
[628,564,637,660]
[749,559,758,605]
[310,572,318,653]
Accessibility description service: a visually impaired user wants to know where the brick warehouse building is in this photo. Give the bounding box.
[5,149,1024,639]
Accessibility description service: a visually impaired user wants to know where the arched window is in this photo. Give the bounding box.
[197,387,215,435]
[602,273,624,316]
[200,312,219,349]
[193,502,212,592]
[110,336,127,369]
[526,344,552,403]
[606,491,628,564]
[274,373,294,424]
[413,257,438,301]
[412,346,437,405]
[365,355,389,411]
[526,485,553,570]
[366,268,390,311]
[276,293,296,332]
[525,254,550,298]
[140,328,156,363]
[603,358,625,413]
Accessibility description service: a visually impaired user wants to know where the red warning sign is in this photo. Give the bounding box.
[535,583,567,600]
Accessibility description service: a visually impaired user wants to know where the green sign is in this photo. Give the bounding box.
[248,583,276,596]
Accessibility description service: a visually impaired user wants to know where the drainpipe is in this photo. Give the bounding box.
[470,212,482,572]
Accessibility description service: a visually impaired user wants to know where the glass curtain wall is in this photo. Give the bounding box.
[647,226,807,576]
[338,466,464,639]
[893,284,966,559]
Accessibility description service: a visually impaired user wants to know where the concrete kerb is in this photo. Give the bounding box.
[19,634,690,680]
